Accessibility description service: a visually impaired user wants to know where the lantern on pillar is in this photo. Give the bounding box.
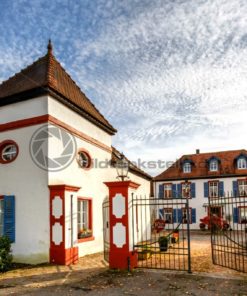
[116,153,129,181]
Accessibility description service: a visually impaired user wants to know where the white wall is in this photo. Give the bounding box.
[47,130,151,257]
[155,177,241,230]
[48,96,112,147]
[0,96,48,124]
[0,126,49,263]
[0,95,151,263]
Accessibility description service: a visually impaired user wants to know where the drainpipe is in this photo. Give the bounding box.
[70,194,73,249]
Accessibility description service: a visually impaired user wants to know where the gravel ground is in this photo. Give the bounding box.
[0,233,246,295]
[1,269,246,296]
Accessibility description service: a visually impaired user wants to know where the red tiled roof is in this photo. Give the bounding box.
[0,41,116,135]
[155,149,247,181]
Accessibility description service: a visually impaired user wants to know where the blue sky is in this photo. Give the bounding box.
[0,0,247,176]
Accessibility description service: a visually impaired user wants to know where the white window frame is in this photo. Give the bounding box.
[209,160,218,171]
[78,199,89,232]
[164,184,172,198]
[182,208,192,224]
[183,162,191,173]
[237,158,247,169]
[1,144,17,162]
[182,183,191,198]
[238,180,247,197]
[239,207,247,224]
[163,208,173,223]
[209,181,219,198]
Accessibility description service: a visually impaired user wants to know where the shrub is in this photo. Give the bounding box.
[0,236,13,272]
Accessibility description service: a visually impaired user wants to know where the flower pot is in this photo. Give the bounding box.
[158,236,169,252]
[138,251,151,261]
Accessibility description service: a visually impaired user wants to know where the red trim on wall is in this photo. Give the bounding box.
[0,115,49,132]
[104,181,140,190]
[48,185,81,192]
[0,140,19,164]
[0,114,112,153]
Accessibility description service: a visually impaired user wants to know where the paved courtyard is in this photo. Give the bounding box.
[0,233,246,295]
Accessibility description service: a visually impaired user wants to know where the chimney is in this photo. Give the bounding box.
[196,149,200,154]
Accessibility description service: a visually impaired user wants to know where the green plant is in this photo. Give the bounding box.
[0,236,13,272]
[158,236,169,251]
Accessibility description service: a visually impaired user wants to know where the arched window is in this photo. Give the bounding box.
[183,162,191,173]
[237,158,247,169]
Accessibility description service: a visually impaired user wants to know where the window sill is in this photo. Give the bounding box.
[78,236,95,243]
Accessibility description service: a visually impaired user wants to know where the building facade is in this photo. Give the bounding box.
[0,42,152,264]
[154,149,247,230]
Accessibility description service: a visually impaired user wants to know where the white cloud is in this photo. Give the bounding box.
[0,0,247,176]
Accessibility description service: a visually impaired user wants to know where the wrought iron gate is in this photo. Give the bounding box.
[209,194,247,273]
[132,195,191,272]
[102,196,110,263]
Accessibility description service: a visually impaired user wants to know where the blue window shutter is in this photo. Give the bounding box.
[172,184,177,198]
[219,181,224,197]
[233,208,238,223]
[191,183,196,198]
[204,182,208,198]
[158,184,164,199]
[173,209,177,223]
[191,208,196,223]
[233,181,238,197]
[4,195,15,243]
[177,184,182,198]
[178,209,183,223]
[159,209,164,219]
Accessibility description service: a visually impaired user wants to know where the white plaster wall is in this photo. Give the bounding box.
[0,126,49,263]
[48,96,112,147]
[0,96,48,124]
[0,94,151,262]
[47,128,151,257]
[155,177,243,230]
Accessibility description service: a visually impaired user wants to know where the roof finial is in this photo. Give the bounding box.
[47,39,53,54]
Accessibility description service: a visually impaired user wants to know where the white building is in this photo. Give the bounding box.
[0,42,152,264]
[154,149,247,230]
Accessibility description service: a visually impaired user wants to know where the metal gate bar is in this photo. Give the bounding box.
[209,193,247,273]
[132,195,191,272]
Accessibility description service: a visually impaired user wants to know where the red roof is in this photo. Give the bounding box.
[155,149,247,181]
[0,41,116,135]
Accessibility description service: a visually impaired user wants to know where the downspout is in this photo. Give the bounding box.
[70,194,73,249]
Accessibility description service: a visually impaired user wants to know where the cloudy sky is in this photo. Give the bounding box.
[0,0,247,176]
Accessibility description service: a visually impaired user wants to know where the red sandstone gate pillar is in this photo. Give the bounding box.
[104,181,140,270]
[49,185,80,265]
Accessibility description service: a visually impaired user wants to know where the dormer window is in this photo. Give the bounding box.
[237,158,247,170]
[209,160,218,171]
[183,162,191,173]
[207,156,220,172]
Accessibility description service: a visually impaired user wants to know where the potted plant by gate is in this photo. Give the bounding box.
[138,245,152,261]
[172,229,179,243]
[158,236,169,252]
